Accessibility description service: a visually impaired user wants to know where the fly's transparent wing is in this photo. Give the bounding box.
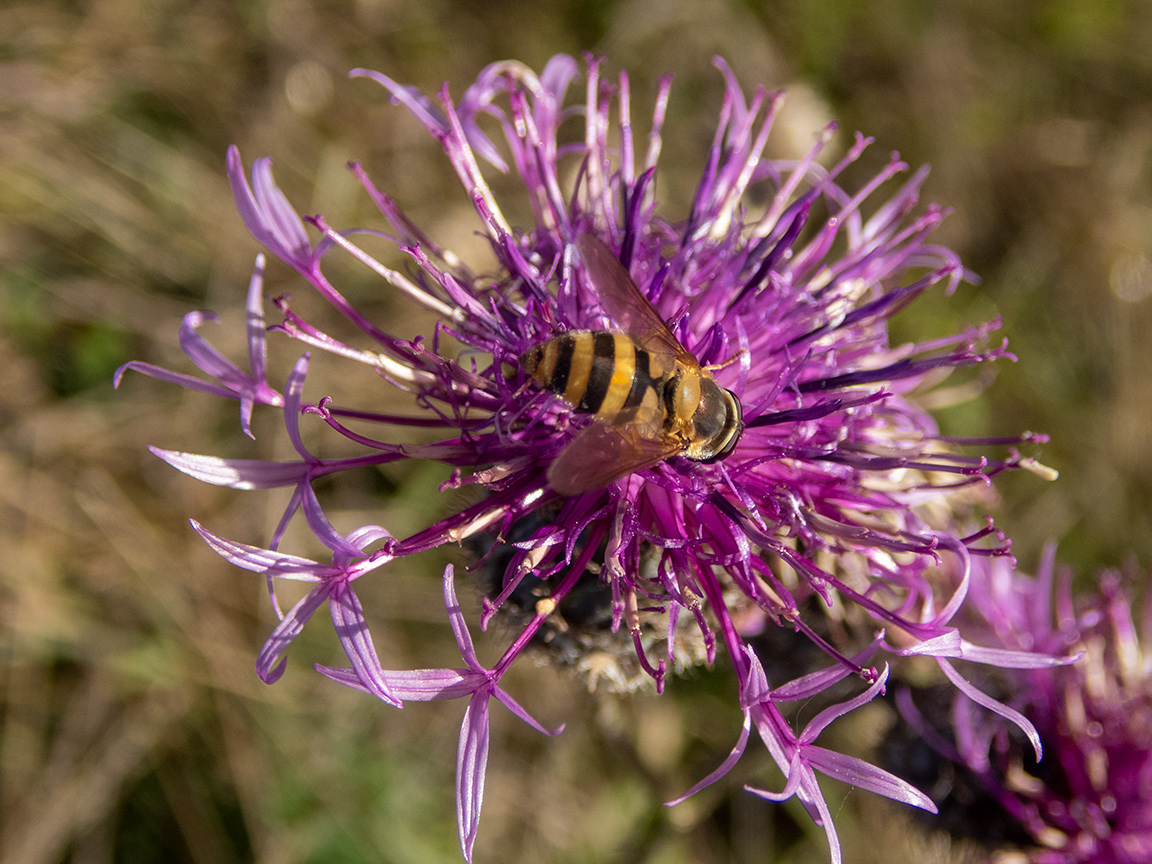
[547,416,681,495]
[575,234,697,368]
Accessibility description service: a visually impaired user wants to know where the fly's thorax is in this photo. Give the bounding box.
[670,368,702,427]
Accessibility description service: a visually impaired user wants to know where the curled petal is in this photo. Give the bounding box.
[176,312,244,382]
[227,146,313,269]
[937,657,1043,761]
[744,752,805,804]
[256,588,328,683]
[666,712,752,806]
[114,361,237,399]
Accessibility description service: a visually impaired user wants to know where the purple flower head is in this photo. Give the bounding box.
[894,549,1151,863]
[118,54,1058,862]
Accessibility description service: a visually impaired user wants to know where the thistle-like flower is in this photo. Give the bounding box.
[894,550,1152,863]
[118,54,1055,862]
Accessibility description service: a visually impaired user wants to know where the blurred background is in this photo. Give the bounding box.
[3,1,1151,862]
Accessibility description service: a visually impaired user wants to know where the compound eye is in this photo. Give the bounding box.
[691,380,743,463]
[691,383,726,441]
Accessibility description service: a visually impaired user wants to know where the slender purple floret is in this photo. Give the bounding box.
[318,565,563,860]
[897,550,1152,863]
[117,55,1059,862]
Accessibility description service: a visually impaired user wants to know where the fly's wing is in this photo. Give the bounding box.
[575,234,698,368]
[547,415,681,496]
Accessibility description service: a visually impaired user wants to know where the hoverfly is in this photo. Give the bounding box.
[519,234,743,495]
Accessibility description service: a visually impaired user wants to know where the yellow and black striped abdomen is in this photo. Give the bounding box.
[520,331,663,419]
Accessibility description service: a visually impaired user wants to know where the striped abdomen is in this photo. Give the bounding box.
[519,331,670,421]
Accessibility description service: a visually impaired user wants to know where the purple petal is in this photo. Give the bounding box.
[928,536,971,626]
[748,765,843,864]
[114,361,236,399]
[298,483,366,560]
[491,686,564,737]
[665,713,752,806]
[281,354,311,459]
[379,668,483,701]
[443,565,481,672]
[800,771,842,864]
[316,664,482,702]
[742,754,805,803]
[937,658,1043,761]
[256,587,328,683]
[457,688,491,862]
[350,69,450,136]
[539,54,579,103]
[891,629,962,657]
[241,255,269,437]
[737,644,772,706]
[769,634,884,702]
[804,747,937,811]
[343,525,396,555]
[959,639,1082,669]
[227,146,312,268]
[191,520,324,578]
[330,587,401,707]
[152,448,308,489]
[177,311,246,386]
[799,666,889,745]
[315,664,367,691]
